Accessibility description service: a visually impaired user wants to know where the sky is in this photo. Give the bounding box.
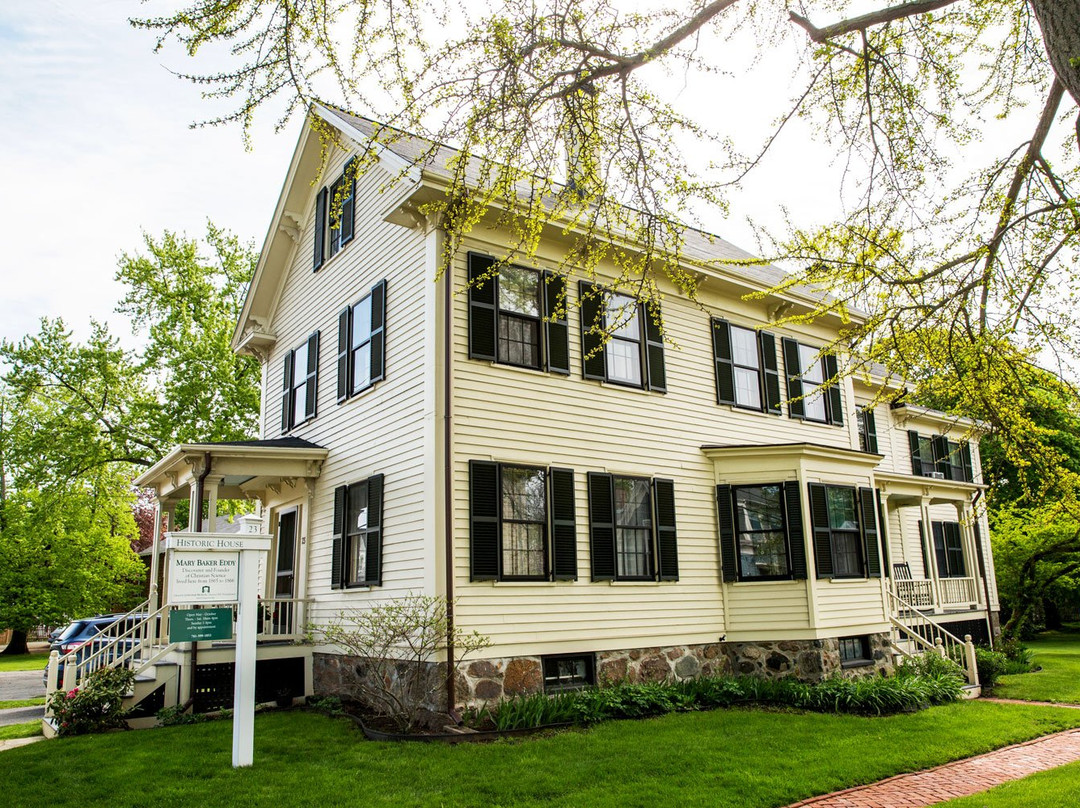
[0,1,853,352]
[0,1,297,347]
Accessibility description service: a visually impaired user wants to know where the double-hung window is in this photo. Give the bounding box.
[331,474,384,588]
[469,462,577,581]
[580,281,666,391]
[280,332,319,432]
[908,432,973,481]
[337,280,386,401]
[932,521,967,578]
[716,481,808,582]
[711,319,781,413]
[781,338,843,425]
[807,484,883,579]
[856,406,879,453]
[467,253,569,374]
[587,472,678,581]
[313,158,356,270]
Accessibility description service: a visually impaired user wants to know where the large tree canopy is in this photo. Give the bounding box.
[136,1,1080,507]
[0,225,259,651]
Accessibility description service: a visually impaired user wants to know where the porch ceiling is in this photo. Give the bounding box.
[134,438,328,502]
[874,470,984,505]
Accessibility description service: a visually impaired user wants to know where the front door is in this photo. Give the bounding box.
[273,510,298,633]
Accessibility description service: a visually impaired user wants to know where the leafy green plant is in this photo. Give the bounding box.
[155,705,212,727]
[47,668,134,736]
[306,696,345,717]
[997,638,1036,675]
[975,648,1010,688]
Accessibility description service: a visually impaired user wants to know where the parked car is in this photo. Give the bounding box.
[43,613,146,687]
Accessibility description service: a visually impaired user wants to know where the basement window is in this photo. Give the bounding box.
[838,636,873,668]
[542,653,595,693]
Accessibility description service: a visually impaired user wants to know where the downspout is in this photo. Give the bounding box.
[443,249,456,712]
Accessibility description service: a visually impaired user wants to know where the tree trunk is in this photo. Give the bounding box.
[1043,597,1063,630]
[0,629,29,656]
[1030,0,1080,111]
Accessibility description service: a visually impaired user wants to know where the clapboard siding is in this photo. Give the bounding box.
[258,143,432,627]
[449,235,875,654]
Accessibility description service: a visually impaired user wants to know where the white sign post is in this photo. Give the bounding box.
[165,532,271,768]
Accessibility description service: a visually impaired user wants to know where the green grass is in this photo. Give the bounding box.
[4,701,1080,807]
[992,627,1080,704]
[0,698,46,709]
[939,760,1080,807]
[0,652,48,673]
[0,721,43,742]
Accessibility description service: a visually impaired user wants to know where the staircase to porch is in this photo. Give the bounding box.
[42,596,309,737]
[886,580,981,696]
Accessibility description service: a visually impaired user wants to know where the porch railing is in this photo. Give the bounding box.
[258,598,308,641]
[938,577,979,608]
[886,583,979,686]
[893,579,935,609]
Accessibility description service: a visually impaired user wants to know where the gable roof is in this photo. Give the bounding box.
[233,105,848,354]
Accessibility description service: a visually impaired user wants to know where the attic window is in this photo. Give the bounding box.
[313,158,356,271]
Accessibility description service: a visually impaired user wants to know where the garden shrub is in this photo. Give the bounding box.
[48,668,134,737]
[996,638,1036,675]
[974,648,1010,687]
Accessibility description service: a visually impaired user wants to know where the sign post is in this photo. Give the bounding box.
[165,532,271,768]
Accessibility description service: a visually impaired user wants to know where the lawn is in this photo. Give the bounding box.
[0,652,49,673]
[0,721,42,742]
[940,760,1080,808]
[4,701,1080,807]
[992,626,1080,704]
[0,698,46,709]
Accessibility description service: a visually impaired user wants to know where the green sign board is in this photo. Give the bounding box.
[170,607,234,643]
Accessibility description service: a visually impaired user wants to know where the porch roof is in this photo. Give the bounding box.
[133,438,328,502]
[874,470,984,506]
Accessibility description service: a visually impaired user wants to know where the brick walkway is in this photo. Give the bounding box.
[786,728,1080,808]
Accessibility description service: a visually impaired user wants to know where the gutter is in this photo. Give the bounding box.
[443,235,456,711]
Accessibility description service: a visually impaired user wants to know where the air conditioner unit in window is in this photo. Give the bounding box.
[927,471,945,479]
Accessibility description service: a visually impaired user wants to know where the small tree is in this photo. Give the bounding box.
[318,594,490,732]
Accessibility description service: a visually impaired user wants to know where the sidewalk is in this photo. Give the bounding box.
[785,726,1080,808]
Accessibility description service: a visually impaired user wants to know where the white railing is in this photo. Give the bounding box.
[886,584,979,686]
[938,577,978,608]
[259,598,307,641]
[894,579,935,608]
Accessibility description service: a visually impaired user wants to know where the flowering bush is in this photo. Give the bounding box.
[48,668,135,736]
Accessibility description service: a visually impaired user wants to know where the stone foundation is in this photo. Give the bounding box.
[721,633,893,681]
[313,652,448,712]
[315,634,893,712]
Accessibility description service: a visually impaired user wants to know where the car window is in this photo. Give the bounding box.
[56,621,90,642]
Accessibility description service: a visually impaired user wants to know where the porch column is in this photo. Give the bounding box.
[920,498,943,612]
[148,500,163,614]
[206,477,222,532]
[955,500,980,607]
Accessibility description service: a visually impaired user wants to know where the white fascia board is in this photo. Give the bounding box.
[313,104,422,183]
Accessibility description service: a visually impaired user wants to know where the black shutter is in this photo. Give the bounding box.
[337,307,350,402]
[760,332,782,415]
[468,253,497,361]
[824,353,843,425]
[280,350,294,433]
[961,443,974,483]
[304,332,319,420]
[340,159,356,246]
[653,478,678,581]
[716,485,738,582]
[932,436,951,478]
[579,281,606,380]
[363,473,384,586]
[783,338,804,418]
[859,487,881,577]
[932,521,948,577]
[784,481,808,580]
[643,302,666,392]
[808,483,833,578]
[543,272,570,375]
[918,520,932,578]
[946,522,965,577]
[469,461,500,581]
[712,319,736,405]
[908,431,923,476]
[331,485,347,589]
[370,280,386,383]
[549,467,577,580]
[313,187,327,271]
[587,472,616,580]
[973,520,987,580]
[864,407,879,453]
